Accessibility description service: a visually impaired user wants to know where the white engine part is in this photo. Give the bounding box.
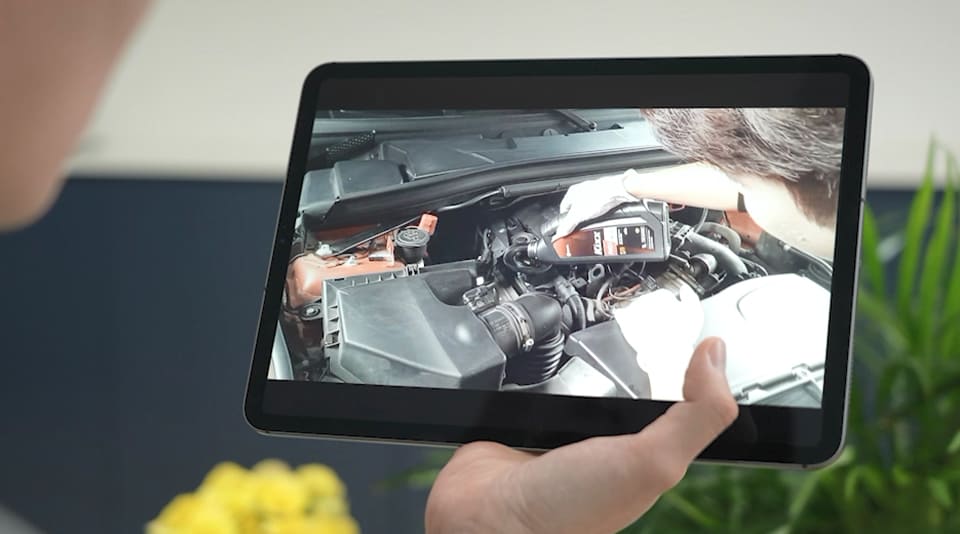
[612,273,830,404]
[613,283,704,401]
[696,273,830,404]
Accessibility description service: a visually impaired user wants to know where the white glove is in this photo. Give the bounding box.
[555,170,639,237]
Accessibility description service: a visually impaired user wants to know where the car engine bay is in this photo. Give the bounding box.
[270,110,832,408]
[278,190,830,405]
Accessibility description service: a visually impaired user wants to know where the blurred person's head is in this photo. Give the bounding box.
[1,1,151,232]
[0,170,66,231]
[640,108,845,228]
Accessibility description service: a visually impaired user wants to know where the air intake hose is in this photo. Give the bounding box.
[478,293,564,385]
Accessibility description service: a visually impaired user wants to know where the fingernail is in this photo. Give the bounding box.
[708,338,727,370]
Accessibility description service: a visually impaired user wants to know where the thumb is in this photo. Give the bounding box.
[497,338,737,534]
[636,337,739,467]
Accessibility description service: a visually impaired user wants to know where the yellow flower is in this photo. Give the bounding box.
[234,511,262,534]
[296,464,346,500]
[201,481,255,516]
[251,468,309,517]
[197,463,257,519]
[147,493,239,534]
[310,496,349,517]
[252,459,292,474]
[263,516,310,534]
[150,459,358,534]
[307,515,360,534]
[265,515,360,534]
[200,462,250,493]
[150,494,203,528]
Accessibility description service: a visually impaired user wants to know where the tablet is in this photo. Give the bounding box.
[245,55,871,467]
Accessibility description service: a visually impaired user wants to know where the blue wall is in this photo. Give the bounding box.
[0,178,911,534]
[0,178,430,534]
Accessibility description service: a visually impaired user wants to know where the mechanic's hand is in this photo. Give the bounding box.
[555,171,639,237]
[425,337,737,534]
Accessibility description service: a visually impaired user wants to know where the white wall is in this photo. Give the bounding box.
[69,0,960,187]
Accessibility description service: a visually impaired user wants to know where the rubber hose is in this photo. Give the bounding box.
[698,222,743,254]
[505,244,551,275]
[510,331,565,385]
[681,231,748,277]
[572,294,587,331]
[515,293,563,343]
[553,276,586,331]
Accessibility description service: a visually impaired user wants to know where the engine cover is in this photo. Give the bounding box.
[322,271,507,389]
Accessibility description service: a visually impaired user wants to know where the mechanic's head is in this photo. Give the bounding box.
[640,108,845,227]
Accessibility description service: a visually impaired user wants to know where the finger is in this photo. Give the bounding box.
[501,338,737,534]
[555,204,584,236]
[637,337,738,462]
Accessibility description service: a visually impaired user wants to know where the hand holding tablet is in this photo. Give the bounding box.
[245,55,872,468]
[425,337,736,534]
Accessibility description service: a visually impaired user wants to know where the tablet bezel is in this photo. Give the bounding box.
[244,55,871,467]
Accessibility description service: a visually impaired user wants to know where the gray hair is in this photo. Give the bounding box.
[640,108,845,227]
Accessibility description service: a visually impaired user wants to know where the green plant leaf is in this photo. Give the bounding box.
[948,430,960,455]
[618,518,665,534]
[729,478,747,531]
[423,449,456,465]
[892,464,913,487]
[857,290,908,353]
[941,468,960,483]
[918,154,956,354]
[843,465,886,504]
[788,472,823,522]
[896,140,938,334]
[850,337,887,377]
[373,466,443,492]
[831,445,856,469]
[659,491,721,530]
[877,356,933,414]
[860,206,885,294]
[927,477,952,508]
[942,153,960,356]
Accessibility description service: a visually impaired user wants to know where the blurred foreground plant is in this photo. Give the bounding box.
[147,459,358,534]
[385,141,960,534]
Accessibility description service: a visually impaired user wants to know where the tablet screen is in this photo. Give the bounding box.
[269,106,843,409]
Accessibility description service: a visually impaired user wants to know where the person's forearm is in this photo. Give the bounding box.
[622,162,742,211]
[0,1,151,228]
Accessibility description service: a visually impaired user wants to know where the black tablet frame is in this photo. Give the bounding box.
[245,55,871,467]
